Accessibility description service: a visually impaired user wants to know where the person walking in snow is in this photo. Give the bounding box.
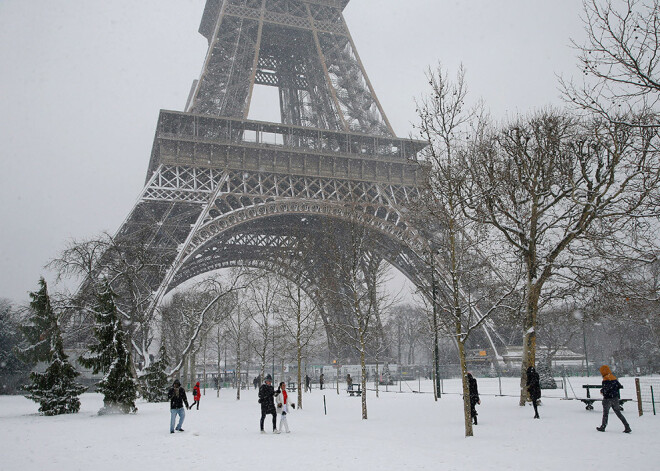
[168,379,190,433]
[319,373,324,390]
[467,372,481,425]
[275,382,291,433]
[596,365,631,433]
[305,374,311,392]
[346,373,353,391]
[526,366,541,419]
[189,381,201,410]
[259,374,279,433]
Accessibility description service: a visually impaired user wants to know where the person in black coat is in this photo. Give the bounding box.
[596,365,631,433]
[467,372,481,425]
[258,374,280,433]
[526,366,541,419]
[168,379,190,433]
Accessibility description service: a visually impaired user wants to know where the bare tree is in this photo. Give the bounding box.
[416,65,520,436]
[563,0,660,122]
[387,305,426,366]
[463,107,658,406]
[224,297,252,400]
[244,272,282,384]
[48,232,169,369]
[277,279,321,410]
[323,211,393,419]
[161,273,249,382]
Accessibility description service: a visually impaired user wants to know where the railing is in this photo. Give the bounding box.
[156,110,426,163]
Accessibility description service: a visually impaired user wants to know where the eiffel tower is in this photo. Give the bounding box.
[109,0,505,361]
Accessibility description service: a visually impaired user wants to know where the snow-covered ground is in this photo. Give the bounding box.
[1,376,658,471]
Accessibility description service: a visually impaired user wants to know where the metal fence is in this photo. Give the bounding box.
[635,377,659,416]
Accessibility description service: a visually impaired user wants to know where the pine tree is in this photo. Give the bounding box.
[1,299,31,393]
[140,346,170,402]
[79,283,137,414]
[537,352,557,389]
[20,278,86,415]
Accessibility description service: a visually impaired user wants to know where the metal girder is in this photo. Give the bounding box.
[86,1,508,363]
[191,0,392,136]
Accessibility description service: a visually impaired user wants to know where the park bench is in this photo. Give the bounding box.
[348,384,362,397]
[580,384,631,410]
[287,382,297,392]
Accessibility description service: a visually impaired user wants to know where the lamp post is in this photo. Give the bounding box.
[574,310,589,377]
[431,246,441,399]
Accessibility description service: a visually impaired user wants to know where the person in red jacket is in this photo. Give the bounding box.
[189,381,201,410]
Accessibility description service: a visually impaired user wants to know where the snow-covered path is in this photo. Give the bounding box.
[1,377,657,471]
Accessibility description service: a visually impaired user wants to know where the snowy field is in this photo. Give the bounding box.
[1,376,658,471]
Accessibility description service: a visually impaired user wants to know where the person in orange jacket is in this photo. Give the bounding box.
[189,381,201,410]
[596,365,631,433]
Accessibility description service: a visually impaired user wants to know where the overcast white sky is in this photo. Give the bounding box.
[0,0,585,304]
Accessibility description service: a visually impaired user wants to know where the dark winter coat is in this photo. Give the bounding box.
[168,386,189,410]
[526,367,541,401]
[258,383,278,414]
[467,374,479,401]
[193,382,201,401]
[599,365,623,399]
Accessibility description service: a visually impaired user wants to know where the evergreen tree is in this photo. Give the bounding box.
[79,283,137,414]
[140,346,170,402]
[0,299,31,394]
[20,278,86,415]
[537,352,557,389]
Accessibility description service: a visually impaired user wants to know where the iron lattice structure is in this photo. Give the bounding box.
[107,0,505,360]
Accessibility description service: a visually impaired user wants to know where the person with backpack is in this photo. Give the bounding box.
[189,381,201,410]
[168,379,189,433]
[596,365,631,433]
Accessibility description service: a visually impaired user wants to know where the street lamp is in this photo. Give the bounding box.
[574,310,589,377]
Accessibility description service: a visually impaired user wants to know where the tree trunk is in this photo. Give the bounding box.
[519,282,540,406]
[182,354,188,389]
[431,252,441,399]
[236,339,241,401]
[360,346,368,420]
[190,350,196,389]
[458,340,474,437]
[217,328,221,398]
[375,362,380,398]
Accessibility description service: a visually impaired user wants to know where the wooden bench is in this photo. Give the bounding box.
[580,384,630,410]
[287,382,297,392]
[348,384,362,396]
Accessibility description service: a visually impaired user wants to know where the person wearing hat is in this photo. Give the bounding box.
[596,365,631,433]
[168,379,190,433]
[258,374,280,433]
